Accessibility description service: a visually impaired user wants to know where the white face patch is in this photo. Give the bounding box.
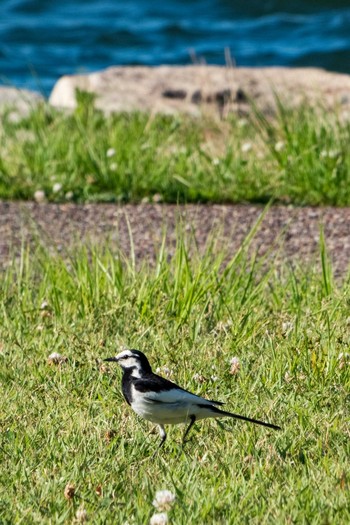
[116,351,142,377]
[115,349,134,361]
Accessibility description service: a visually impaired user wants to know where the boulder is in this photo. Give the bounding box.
[49,65,350,117]
[0,87,44,117]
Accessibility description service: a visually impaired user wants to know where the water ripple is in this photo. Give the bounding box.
[1,0,350,95]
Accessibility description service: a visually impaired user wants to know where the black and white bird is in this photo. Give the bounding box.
[104,349,281,448]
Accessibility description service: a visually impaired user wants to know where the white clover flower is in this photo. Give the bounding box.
[328,150,339,158]
[284,371,292,383]
[48,352,67,365]
[215,321,226,332]
[152,490,176,511]
[155,366,173,378]
[229,356,240,375]
[65,191,74,200]
[34,190,46,203]
[241,142,252,153]
[338,352,350,369]
[8,111,21,124]
[106,147,116,158]
[150,513,168,525]
[40,300,50,310]
[193,372,206,384]
[274,141,285,152]
[281,321,293,335]
[210,375,219,382]
[320,149,339,159]
[212,157,220,166]
[75,506,88,523]
[237,118,248,128]
[153,193,163,203]
[52,182,62,193]
[109,162,118,171]
[199,452,208,463]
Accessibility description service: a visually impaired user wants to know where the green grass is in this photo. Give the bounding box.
[1,92,350,205]
[0,222,349,523]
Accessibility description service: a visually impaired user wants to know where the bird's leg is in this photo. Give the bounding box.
[182,415,196,444]
[151,425,167,459]
[158,425,167,449]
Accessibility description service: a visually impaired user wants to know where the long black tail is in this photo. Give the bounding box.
[213,406,281,430]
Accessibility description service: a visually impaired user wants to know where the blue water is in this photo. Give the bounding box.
[1,0,350,96]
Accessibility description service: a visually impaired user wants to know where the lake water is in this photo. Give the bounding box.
[1,0,350,96]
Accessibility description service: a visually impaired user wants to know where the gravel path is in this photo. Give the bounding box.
[1,201,350,276]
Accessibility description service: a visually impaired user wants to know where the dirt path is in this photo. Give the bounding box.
[1,201,350,276]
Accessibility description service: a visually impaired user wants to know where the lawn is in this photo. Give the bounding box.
[0,224,349,523]
[1,91,350,206]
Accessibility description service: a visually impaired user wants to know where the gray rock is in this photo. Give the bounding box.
[49,65,350,117]
[0,86,44,117]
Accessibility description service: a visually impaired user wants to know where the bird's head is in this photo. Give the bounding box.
[104,349,152,376]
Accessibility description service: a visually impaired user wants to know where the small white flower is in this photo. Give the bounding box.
[65,191,74,200]
[210,375,219,382]
[199,452,208,463]
[237,118,248,128]
[229,356,240,375]
[215,321,225,332]
[284,371,292,383]
[241,142,252,153]
[328,150,339,158]
[34,190,46,203]
[338,352,350,369]
[193,372,206,384]
[52,182,62,193]
[281,321,293,335]
[155,366,173,378]
[212,157,220,166]
[110,162,118,171]
[150,513,168,525]
[274,141,285,152]
[153,193,163,203]
[48,352,67,365]
[8,111,21,124]
[40,300,49,310]
[320,149,339,159]
[75,506,88,523]
[106,147,116,158]
[152,490,176,511]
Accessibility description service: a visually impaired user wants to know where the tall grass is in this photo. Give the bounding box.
[1,93,350,205]
[0,224,349,523]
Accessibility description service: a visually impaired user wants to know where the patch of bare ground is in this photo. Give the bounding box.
[1,202,350,276]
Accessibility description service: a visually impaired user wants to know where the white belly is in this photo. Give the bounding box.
[130,386,218,425]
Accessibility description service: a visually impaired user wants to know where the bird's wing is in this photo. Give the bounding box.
[133,376,224,406]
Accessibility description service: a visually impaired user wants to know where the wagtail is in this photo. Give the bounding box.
[104,349,281,448]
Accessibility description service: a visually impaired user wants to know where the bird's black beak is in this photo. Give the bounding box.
[104,357,119,362]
